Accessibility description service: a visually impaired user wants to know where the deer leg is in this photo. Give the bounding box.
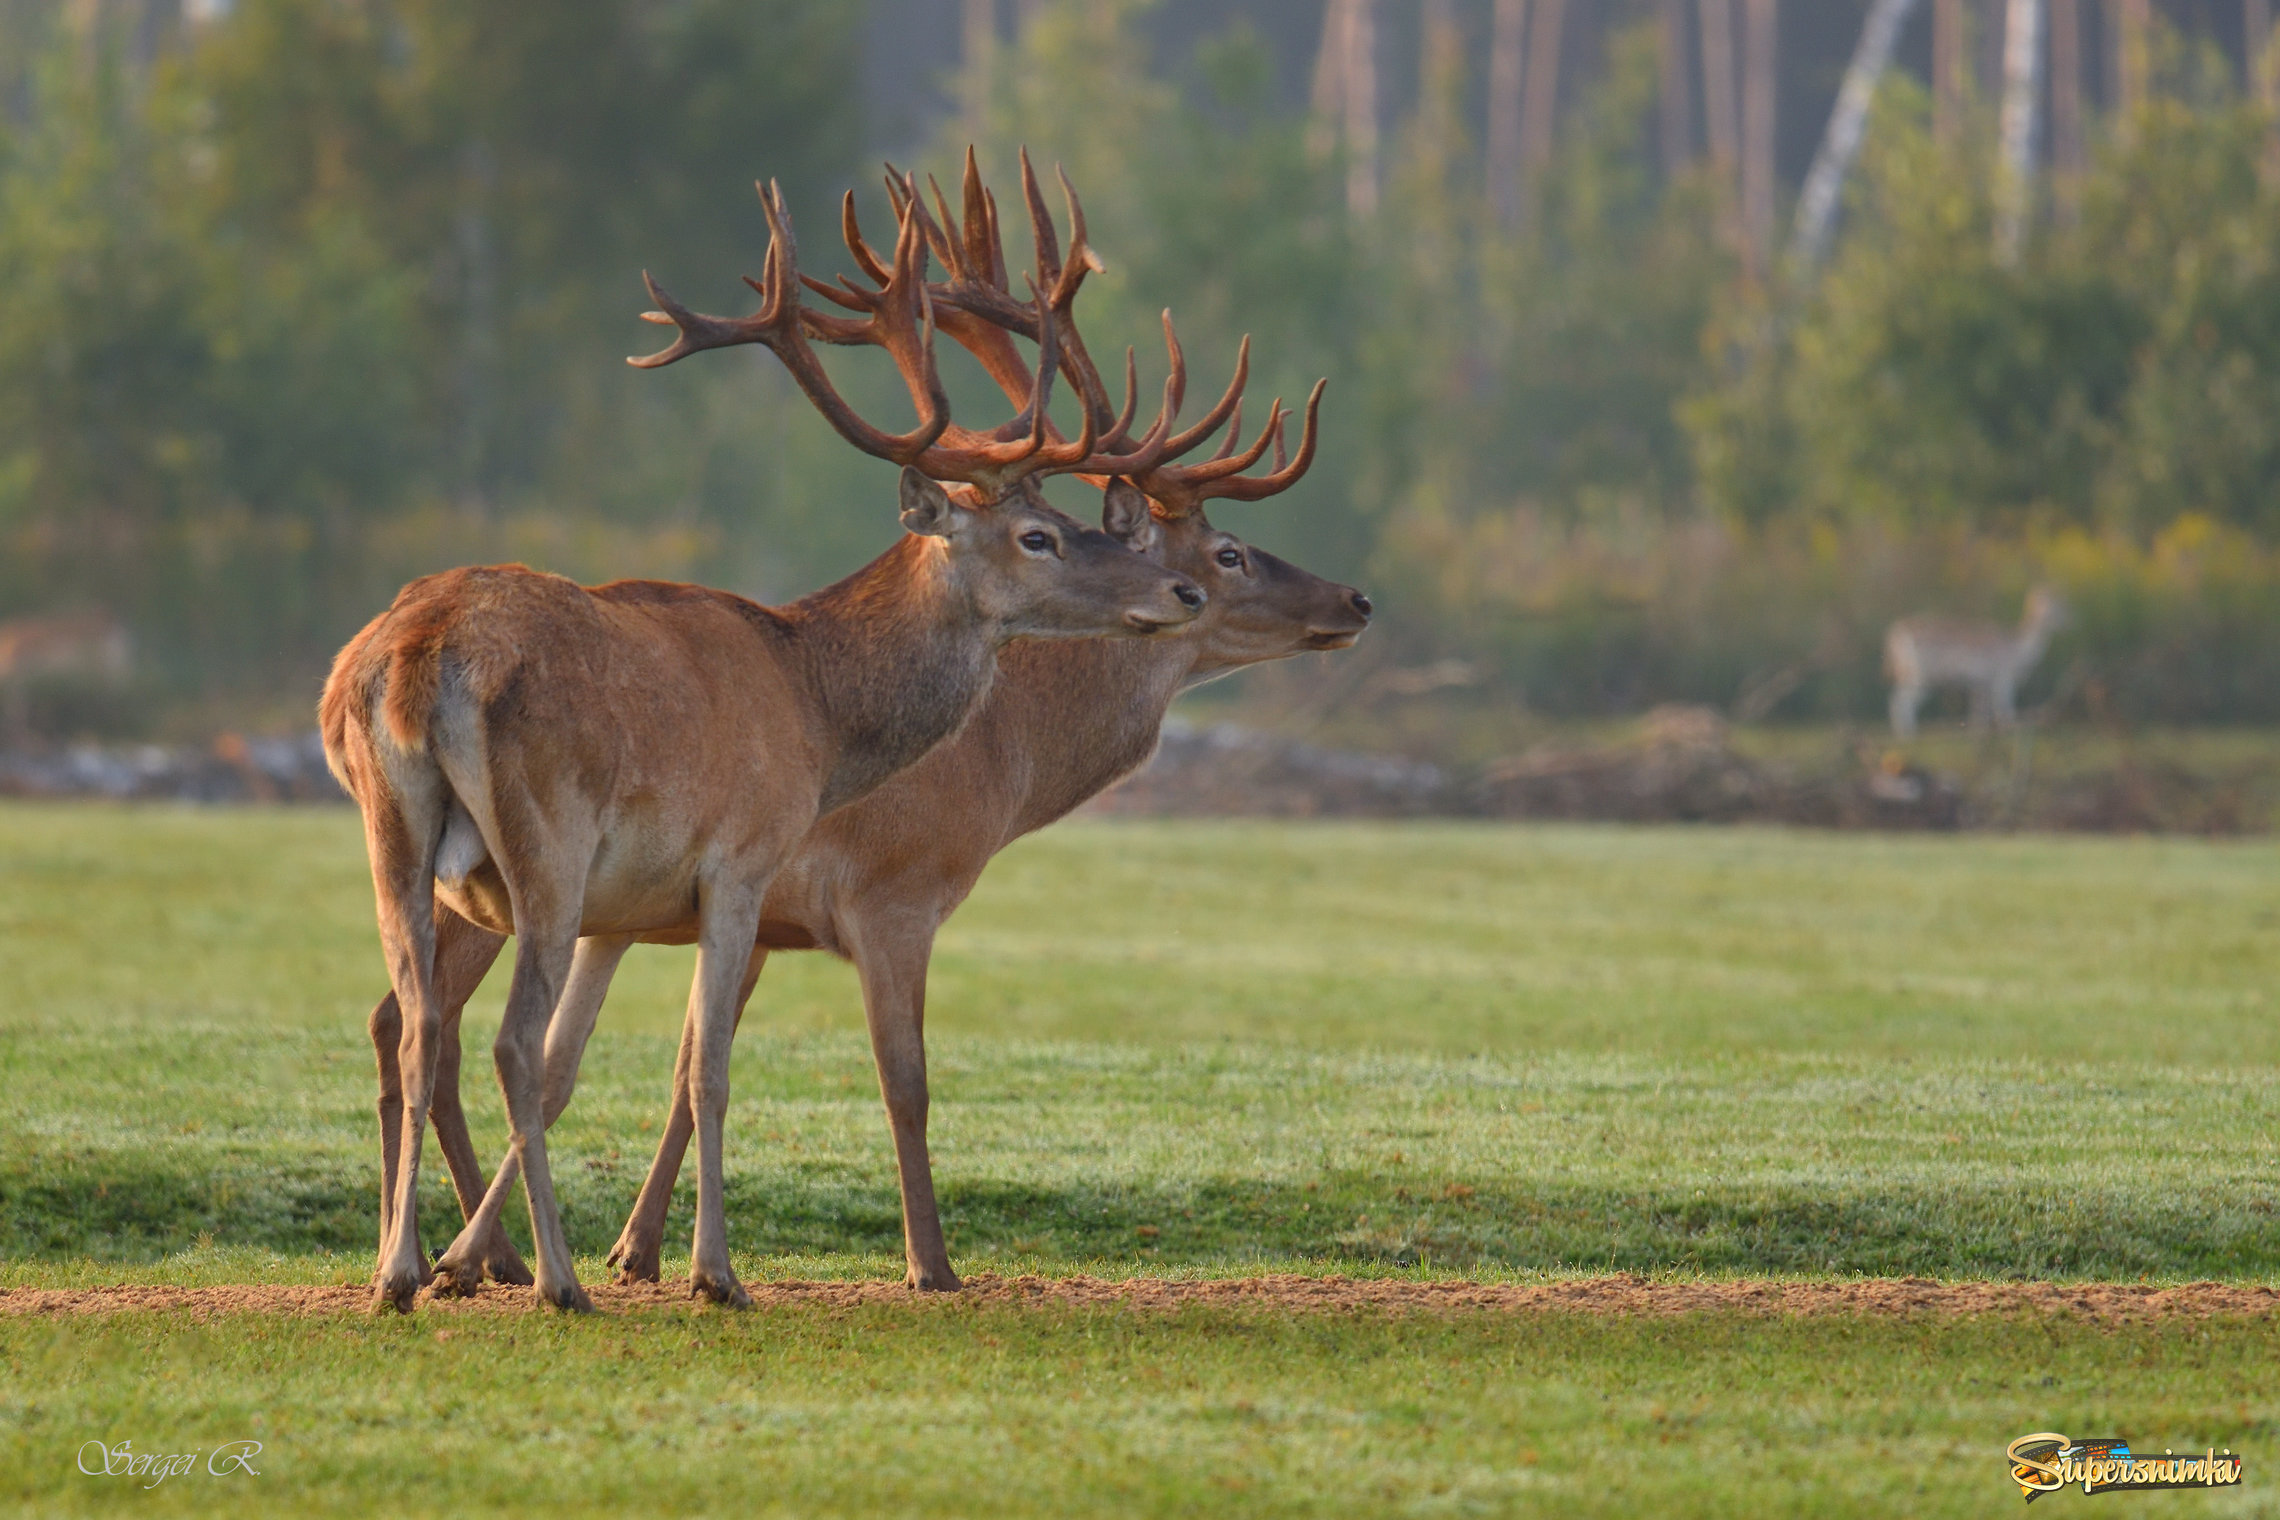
[688,884,766,1308]
[418,908,525,1286]
[432,933,632,1294]
[848,916,962,1294]
[484,878,589,1312]
[848,916,959,1291]
[369,990,404,1250]
[608,945,766,1285]
[1889,682,1921,740]
[365,772,450,1314]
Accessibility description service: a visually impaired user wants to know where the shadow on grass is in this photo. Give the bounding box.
[8,1157,2277,1280]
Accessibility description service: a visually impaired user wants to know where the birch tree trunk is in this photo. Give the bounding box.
[1487,0,1528,225]
[1790,0,1921,278]
[1661,0,1695,176]
[1741,0,1778,280]
[1994,0,2043,266]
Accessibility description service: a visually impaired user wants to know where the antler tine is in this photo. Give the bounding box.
[1209,402,1245,462]
[1018,147,1062,287]
[958,147,997,287]
[883,163,961,276]
[925,174,969,282]
[1162,334,1247,458]
[631,180,951,469]
[1052,164,1098,311]
[1140,379,1326,513]
[983,187,1009,293]
[1195,380,1325,501]
[1072,322,1186,479]
[839,189,892,288]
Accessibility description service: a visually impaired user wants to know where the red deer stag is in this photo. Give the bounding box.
[322,171,1203,1314]
[373,151,1369,1295]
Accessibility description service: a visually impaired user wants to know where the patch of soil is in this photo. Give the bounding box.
[4,1273,2274,1321]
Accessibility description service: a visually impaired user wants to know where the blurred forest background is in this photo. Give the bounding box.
[6,0,2280,746]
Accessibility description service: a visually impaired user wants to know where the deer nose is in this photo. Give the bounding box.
[1349,591,1373,619]
[1174,582,1204,610]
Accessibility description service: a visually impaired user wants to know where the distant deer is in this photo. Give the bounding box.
[367,151,1371,1297]
[0,611,131,739]
[1885,586,2067,739]
[322,168,1204,1314]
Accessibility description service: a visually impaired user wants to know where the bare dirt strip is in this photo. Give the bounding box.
[3,1273,2276,1322]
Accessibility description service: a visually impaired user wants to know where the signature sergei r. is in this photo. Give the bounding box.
[76,1438,261,1488]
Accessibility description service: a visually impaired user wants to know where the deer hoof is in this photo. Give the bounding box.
[690,1268,751,1309]
[537,1279,594,1313]
[371,1270,422,1315]
[429,1254,485,1298]
[908,1267,964,1293]
[606,1235,664,1284]
[484,1239,535,1288]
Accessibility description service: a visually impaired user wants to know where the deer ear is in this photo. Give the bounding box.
[1101,479,1159,553]
[898,467,959,538]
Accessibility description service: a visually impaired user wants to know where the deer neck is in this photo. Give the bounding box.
[2013,610,2056,667]
[785,533,1002,815]
[990,635,1198,836]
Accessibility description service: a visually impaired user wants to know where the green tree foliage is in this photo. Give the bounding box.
[0,0,859,710]
[8,1,2280,729]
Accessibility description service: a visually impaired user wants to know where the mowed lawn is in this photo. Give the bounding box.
[1,802,2276,1516]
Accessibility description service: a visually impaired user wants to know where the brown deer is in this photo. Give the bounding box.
[322,169,1204,1314]
[369,152,1370,1296]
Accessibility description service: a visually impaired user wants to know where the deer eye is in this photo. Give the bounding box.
[1019,531,1057,554]
[1216,548,1245,570]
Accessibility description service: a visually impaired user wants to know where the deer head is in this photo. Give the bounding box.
[833,148,1370,671]
[630,177,1203,641]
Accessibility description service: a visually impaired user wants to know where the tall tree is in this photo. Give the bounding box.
[1309,0,1380,217]
[1741,0,1777,278]
[1699,0,1740,239]
[2110,0,2149,122]
[2050,0,2085,213]
[1517,0,1568,224]
[1487,0,1528,224]
[1660,0,1694,176]
[1994,0,2043,266]
[1791,0,1921,278]
[2249,0,2279,181]
[1417,0,1465,185]
[1934,0,1969,143]
[1342,0,1380,216]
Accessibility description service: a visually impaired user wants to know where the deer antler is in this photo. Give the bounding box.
[838,149,1223,483]
[631,180,951,469]
[631,176,1136,502]
[852,148,1319,519]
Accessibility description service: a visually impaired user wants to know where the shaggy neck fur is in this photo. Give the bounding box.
[986,635,1196,837]
[783,533,1000,815]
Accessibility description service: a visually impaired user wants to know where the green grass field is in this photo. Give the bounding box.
[1,804,2276,1515]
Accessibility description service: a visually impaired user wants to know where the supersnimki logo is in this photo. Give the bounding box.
[2006,1433,2242,1501]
